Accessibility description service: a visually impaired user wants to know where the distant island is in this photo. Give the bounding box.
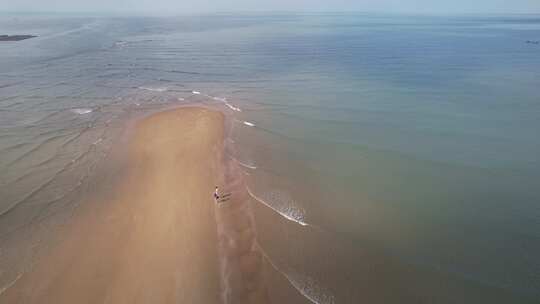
[0,35,37,41]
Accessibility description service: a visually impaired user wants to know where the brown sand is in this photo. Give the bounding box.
[1,107,224,304]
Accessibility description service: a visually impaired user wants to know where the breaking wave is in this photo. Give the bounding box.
[257,243,335,304]
[70,108,93,115]
[228,155,257,170]
[138,86,168,92]
[212,97,242,112]
[246,187,309,227]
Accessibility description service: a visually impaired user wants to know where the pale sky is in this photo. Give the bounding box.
[2,0,540,14]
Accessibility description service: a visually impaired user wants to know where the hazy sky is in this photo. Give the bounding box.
[2,0,540,14]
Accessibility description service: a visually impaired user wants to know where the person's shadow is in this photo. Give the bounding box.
[216,193,232,203]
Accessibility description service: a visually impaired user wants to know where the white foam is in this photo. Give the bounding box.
[0,273,23,296]
[246,187,308,226]
[243,121,255,127]
[225,102,242,112]
[71,108,93,115]
[229,155,257,169]
[138,86,168,92]
[257,244,334,304]
[286,269,336,304]
[113,41,128,48]
[177,97,185,101]
[211,96,242,112]
[192,90,201,95]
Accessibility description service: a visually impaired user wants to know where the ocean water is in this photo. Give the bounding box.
[1,13,540,302]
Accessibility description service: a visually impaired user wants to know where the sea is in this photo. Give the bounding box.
[1,13,539,303]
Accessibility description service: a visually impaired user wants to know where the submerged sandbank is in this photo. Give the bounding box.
[1,107,224,303]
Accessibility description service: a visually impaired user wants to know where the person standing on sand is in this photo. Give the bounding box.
[214,186,231,203]
[214,186,220,200]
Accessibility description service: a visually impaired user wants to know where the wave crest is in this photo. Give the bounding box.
[247,187,308,226]
[138,86,168,92]
[70,108,93,115]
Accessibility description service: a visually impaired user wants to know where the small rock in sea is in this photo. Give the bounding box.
[0,35,37,41]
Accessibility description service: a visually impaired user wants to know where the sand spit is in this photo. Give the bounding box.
[0,108,225,303]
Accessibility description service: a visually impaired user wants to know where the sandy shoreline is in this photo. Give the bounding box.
[1,107,225,303]
[1,106,526,304]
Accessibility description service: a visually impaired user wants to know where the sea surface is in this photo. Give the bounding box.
[1,13,539,303]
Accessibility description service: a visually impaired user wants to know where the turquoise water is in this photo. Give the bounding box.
[1,13,539,302]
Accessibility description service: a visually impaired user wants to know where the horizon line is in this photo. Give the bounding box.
[1,10,540,17]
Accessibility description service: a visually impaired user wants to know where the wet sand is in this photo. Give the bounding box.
[214,158,270,304]
[1,107,224,303]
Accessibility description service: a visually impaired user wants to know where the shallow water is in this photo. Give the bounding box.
[1,13,539,302]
